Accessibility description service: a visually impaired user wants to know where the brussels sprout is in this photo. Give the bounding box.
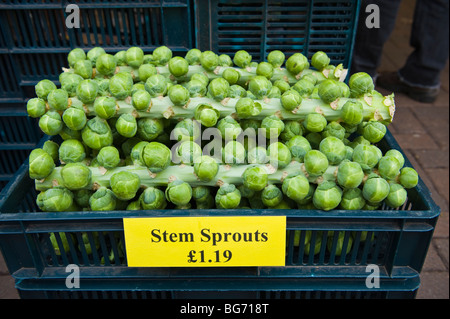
[281,89,302,111]
[305,132,322,149]
[110,171,141,201]
[176,141,202,165]
[349,72,374,97]
[185,48,202,65]
[247,146,268,164]
[153,46,173,65]
[292,78,315,97]
[200,50,219,71]
[125,46,144,68]
[378,155,402,180]
[318,79,342,104]
[59,139,86,163]
[172,118,201,142]
[304,150,329,177]
[336,160,364,189]
[256,61,274,80]
[222,68,241,85]
[137,118,164,141]
[313,181,343,211]
[248,75,272,99]
[138,64,157,82]
[215,184,241,209]
[352,144,380,170]
[207,77,229,101]
[168,56,189,77]
[362,174,390,203]
[267,50,285,68]
[194,104,220,127]
[29,148,55,180]
[311,51,330,71]
[222,140,246,164]
[144,74,169,98]
[242,165,268,191]
[216,54,232,67]
[341,100,363,126]
[384,149,405,168]
[97,146,120,169]
[27,98,47,118]
[322,121,346,140]
[94,96,117,119]
[261,115,285,139]
[74,59,93,79]
[281,174,310,202]
[68,48,86,67]
[235,97,262,119]
[47,89,69,111]
[280,120,303,142]
[233,50,252,68]
[42,140,59,163]
[76,79,99,104]
[385,183,408,208]
[131,89,151,111]
[130,141,148,166]
[337,81,350,98]
[217,116,243,141]
[166,180,192,206]
[286,135,311,162]
[115,113,137,138]
[114,50,127,66]
[61,162,91,190]
[40,187,74,212]
[73,189,92,208]
[39,110,63,136]
[184,79,207,98]
[286,53,309,75]
[109,72,133,100]
[60,73,83,97]
[273,79,291,94]
[96,53,117,76]
[142,142,171,172]
[192,155,218,182]
[267,142,292,169]
[267,86,281,98]
[87,47,106,66]
[340,188,366,210]
[261,185,283,207]
[81,116,113,150]
[89,187,116,211]
[190,73,209,88]
[35,79,57,100]
[319,136,346,165]
[168,84,190,106]
[398,167,419,189]
[303,113,327,133]
[362,120,387,143]
[62,107,86,131]
[327,231,353,256]
[140,187,167,209]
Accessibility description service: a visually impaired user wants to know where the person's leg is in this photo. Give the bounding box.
[377,0,449,102]
[351,0,402,78]
[398,0,449,88]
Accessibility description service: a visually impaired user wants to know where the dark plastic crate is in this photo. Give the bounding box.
[15,275,420,299]
[0,130,440,289]
[199,0,360,64]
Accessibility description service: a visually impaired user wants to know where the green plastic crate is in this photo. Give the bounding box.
[0,130,440,292]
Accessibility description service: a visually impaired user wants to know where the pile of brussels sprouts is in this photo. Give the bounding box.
[26,46,418,213]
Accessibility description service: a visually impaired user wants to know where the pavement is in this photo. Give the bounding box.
[0,0,448,299]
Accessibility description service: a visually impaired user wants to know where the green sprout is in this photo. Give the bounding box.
[29,148,55,180]
[110,171,141,201]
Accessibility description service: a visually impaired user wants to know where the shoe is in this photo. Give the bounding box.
[376,72,439,103]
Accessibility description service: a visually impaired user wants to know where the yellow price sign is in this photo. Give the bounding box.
[123,216,286,267]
